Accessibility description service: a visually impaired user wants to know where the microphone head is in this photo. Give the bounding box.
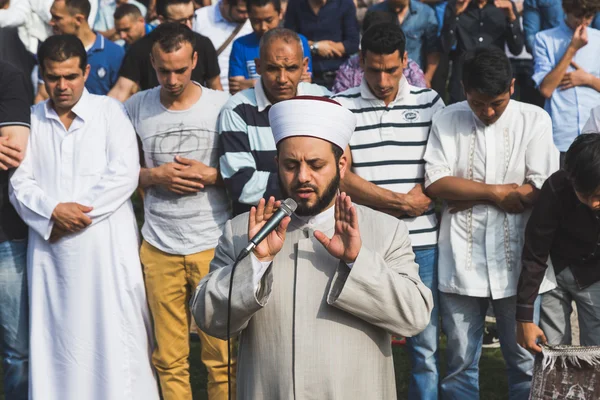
[280,198,298,215]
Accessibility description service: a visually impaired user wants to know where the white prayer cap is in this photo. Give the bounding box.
[268,96,356,150]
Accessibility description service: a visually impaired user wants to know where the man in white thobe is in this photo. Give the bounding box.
[9,35,159,400]
[192,96,434,399]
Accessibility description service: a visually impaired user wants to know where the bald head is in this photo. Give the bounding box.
[259,28,304,61]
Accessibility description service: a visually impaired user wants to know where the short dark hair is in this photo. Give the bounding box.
[38,34,87,73]
[462,47,513,97]
[563,0,600,17]
[62,0,91,19]
[246,0,281,13]
[156,0,192,18]
[114,3,143,20]
[362,10,395,33]
[360,22,406,58]
[564,134,600,196]
[151,22,196,54]
[259,28,303,59]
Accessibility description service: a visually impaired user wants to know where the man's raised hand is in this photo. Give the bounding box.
[314,192,362,264]
[250,197,291,262]
[570,24,589,50]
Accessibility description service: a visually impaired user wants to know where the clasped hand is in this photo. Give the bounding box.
[153,155,216,195]
[250,193,362,264]
[448,183,530,214]
[50,202,94,243]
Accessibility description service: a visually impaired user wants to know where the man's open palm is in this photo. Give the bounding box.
[314,193,362,264]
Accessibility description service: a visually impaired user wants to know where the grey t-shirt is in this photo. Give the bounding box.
[126,83,231,255]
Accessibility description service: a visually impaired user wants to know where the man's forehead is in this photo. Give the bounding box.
[279,137,334,157]
[152,42,195,60]
[165,2,193,16]
[44,57,83,72]
[467,90,509,103]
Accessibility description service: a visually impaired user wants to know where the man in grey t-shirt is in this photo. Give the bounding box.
[124,23,233,400]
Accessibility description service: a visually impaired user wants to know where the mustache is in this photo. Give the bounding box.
[292,183,319,192]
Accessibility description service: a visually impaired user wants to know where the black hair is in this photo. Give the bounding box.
[38,34,87,73]
[62,0,91,19]
[259,28,303,59]
[462,47,513,97]
[362,10,396,33]
[563,0,600,17]
[156,0,192,18]
[151,22,197,54]
[246,0,281,13]
[114,3,143,20]
[360,22,406,58]
[564,134,600,196]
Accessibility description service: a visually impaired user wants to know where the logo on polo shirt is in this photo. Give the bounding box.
[402,110,419,122]
[97,67,107,79]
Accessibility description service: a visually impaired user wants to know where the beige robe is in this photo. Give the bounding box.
[191,204,433,400]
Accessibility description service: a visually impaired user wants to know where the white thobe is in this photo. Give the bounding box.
[9,90,159,400]
[424,100,559,299]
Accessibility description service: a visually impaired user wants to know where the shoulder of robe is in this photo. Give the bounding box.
[354,204,407,241]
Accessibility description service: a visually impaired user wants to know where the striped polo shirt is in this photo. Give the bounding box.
[334,76,445,249]
[219,79,331,216]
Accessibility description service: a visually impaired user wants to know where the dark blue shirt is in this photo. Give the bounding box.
[284,0,359,74]
[85,34,124,95]
[369,0,439,69]
[229,31,313,79]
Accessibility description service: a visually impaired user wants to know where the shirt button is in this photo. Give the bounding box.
[456,16,459,21]
[513,35,517,39]
[480,22,483,26]
[478,37,483,42]
[450,29,454,34]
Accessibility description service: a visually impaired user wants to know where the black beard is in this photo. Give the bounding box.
[279,169,340,217]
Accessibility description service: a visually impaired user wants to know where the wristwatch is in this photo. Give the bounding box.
[310,42,319,54]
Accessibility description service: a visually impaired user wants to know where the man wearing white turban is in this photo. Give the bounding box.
[191,96,434,399]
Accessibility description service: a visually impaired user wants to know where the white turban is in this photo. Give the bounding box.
[268,96,356,150]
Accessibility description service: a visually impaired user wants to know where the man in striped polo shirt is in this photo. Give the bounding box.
[219,28,330,216]
[334,23,444,400]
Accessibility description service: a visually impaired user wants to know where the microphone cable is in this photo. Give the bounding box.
[226,256,242,400]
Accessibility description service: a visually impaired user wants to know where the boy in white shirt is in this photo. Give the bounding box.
[424,47,559,400]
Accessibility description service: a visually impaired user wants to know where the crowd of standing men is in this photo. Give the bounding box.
[2,0,600,398]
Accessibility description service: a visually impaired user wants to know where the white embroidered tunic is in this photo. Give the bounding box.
[424,100,559,299]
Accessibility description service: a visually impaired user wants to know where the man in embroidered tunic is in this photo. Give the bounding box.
[423,47,559,400]
[192,96,433,399]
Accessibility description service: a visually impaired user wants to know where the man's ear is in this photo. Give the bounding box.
[339,153,348,180]
[509,78,515,97]
[83,64,91,82]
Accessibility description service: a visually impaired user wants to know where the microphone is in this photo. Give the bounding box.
[236,198,297,262]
